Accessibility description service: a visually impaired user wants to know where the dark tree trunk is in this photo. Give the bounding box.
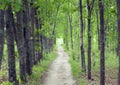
[116,0,120,84]
[16,11,27,82]
[6,5,16,83]
[30,0,35,66]
[99,0,105,85]
[22,0,32,75]
[34,9,39,64]
[87,0,91,79]
[79,0,86,73]
[86,0,95,79]
[0,10,4,69]
[87,14,92,79]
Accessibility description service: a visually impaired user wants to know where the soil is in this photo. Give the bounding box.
[42,46,76,85]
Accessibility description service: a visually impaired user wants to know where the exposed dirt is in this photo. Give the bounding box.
[42,46,76,85]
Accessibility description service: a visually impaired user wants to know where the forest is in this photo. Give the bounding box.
[0,0,120,85]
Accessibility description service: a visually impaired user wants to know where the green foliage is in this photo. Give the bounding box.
[35,42,41,51]
[12,0,22,12]
[0,0,8,10]
[0,0,22,11]
[69,58,81,77]
[1,82,12,85]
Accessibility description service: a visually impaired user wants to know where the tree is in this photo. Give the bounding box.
[67,2,74,60]
[79,0,86,73]
[22,0,32,75]
[0,10,4,69]
[16,11,27,81]
[86,0,95,79]
[99,0,105,85]
[30,0,35,65]
[6,4,17,83]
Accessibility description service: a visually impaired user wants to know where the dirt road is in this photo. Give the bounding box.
[42,46,76,85]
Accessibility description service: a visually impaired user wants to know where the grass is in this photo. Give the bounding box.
[69,57,87,85]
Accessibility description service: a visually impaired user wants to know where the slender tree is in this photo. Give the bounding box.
[99,0,105,85]
[68,13,73,51]
[79,0,86,73]
[86,0,95,79]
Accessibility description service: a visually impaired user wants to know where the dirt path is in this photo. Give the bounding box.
[42,46,76,85]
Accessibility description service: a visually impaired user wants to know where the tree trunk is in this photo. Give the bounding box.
[6,5,16,83]
[30,0,35,66]
[68,12,74,60]
[116,0,120,84]
[0,10,4,69]
[86,0,95,79]
[22,0,32,75]
[79,0,86,73]
[87,0,91,79]
[16,11,27,82]
[99,0,105,85]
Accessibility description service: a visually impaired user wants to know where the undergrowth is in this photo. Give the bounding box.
[67,46,118,85]
[69,57,87,85]
[0,46,57,85]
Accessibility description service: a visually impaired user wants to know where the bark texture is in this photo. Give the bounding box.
[99,0,105,85]
[16,11,27,81]
[0,10,4,69]
[6,5,16,83]
[79,0,86,73]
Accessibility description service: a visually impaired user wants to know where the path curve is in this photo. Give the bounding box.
[42,46,76,85]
